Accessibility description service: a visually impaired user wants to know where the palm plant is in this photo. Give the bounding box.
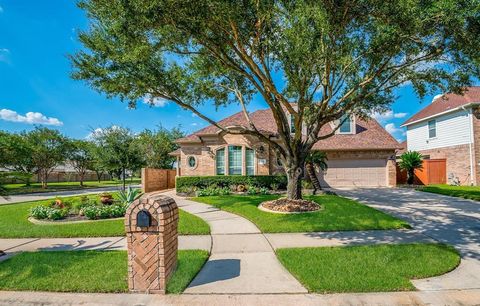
[305,151,328,195]
[398,151,423,185]
[118,187,143,206]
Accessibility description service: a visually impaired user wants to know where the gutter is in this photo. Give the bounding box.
[401,102,480,127]
[462,105,475,185]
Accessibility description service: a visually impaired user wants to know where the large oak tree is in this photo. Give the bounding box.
[72,0,480,199]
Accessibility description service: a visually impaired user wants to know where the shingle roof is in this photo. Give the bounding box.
[176,109,400,150]
[402,87,480,126]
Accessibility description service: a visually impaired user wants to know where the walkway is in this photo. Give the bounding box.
[1,289,479,306]
[162,191,307,294]
[336,187,480,291]
[0,185,140,205]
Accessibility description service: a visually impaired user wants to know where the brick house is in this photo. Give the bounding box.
[402,86,480,185]
[171,108,399,188]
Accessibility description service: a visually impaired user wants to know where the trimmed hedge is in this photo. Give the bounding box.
[176,175,287,192]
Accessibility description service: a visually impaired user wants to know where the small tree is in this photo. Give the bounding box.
[398,151,423,185]
[0,131,36,186]
[304,151,328,195]
[67,140,95,186]
[25,127,69,189]
[136,126,184,169]
[91,126,144,190]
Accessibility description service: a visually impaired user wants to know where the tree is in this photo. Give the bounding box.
[305,151,328,195]
[67,140,95,186]
[0,131,36,185]
[25,127,69,189]
[88,142,108,182]
[71,0,480,200]
[398,151,423,185]
[136,126,184,169]
[90,126,144,190]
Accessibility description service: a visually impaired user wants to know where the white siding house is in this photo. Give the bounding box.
[406,108,474,151]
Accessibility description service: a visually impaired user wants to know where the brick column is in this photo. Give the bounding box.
[125,194,179,294]
[387,157,397,187]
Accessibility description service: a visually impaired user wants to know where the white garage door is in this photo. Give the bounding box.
[318,159,387,187]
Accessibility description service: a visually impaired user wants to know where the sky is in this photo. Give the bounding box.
[0,1,454,142]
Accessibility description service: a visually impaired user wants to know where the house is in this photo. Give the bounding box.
[170,107,399,188]
[402,86,480,185]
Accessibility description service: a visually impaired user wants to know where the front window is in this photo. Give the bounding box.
[246,148,254,175]
[187,156,196,169]
[216,148,225,175]
[339,114,352,133]
[428,120,436,138]
[228,146,242,175]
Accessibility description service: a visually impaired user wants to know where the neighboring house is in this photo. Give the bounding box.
[170,108,399,188]
[402,86,480,185]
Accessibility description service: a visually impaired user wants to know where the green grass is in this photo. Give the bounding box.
[0,195,210,237]
[0,250,209,293]
[417,184,480,201]
[192,194,409,232]
[276,244,460,293]
[4,179,141,195]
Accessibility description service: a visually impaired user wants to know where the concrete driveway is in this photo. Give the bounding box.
[335,187,480,291]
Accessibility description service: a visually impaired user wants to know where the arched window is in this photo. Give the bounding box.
[246,147,254,175]
[228,145,242,175]
[216,148,225,175]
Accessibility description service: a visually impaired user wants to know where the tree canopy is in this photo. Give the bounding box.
[72,0,480,199]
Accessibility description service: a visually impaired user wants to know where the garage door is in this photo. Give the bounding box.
[318,159,387,187]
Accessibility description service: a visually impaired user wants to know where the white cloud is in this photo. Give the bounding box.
[190,122,198,126]
[385,123,405,136]
[0,109,63,126]
[86,125,121,139]
[143,95,168,107]
[372,110,408,122]
[0,48,10,63]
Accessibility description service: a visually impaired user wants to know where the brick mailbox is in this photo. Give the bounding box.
[125,193,179,294]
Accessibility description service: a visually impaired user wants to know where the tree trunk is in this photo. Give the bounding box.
[286,162,304,200]
[122,168,126,191]
[407,169,414,185]
[305,162,322,195]
[41,170,48,189]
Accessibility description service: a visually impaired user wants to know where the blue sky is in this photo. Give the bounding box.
[0,1,447,141]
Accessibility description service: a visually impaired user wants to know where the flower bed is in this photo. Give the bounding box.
[259,198,321,213]
[29,190,140,222]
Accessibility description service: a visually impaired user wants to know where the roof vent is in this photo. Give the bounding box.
[432,94,443,102]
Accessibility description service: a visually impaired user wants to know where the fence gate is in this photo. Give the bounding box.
[396,159,446,185]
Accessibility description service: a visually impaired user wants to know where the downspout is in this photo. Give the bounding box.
[462,105,475,185]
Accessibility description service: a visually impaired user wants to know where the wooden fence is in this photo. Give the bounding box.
[397,159,446,185]
[141,168,176,193]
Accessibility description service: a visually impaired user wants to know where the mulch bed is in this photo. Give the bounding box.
[260,198,321,213]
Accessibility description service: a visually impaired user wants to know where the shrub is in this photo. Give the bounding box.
[176,175,287,192]
[196,186,231,197]
[30,206,67,220]
[82,204,127,220]
[246,186,259,195]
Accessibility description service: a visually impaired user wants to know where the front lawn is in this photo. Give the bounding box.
[277,244,460,293]
[0,195,210,238]
[4,179,141,195]
[192,194,409,232]
[0,250,209,293]
[417,184,480,201]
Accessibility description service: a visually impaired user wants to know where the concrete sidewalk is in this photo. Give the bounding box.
[163,190,308,294]
[1,289,479,306]
[0,185,140,205]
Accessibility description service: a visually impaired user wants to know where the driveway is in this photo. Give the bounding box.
[335,187,480,291]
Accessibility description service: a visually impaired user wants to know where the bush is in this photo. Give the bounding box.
[82,204,127,220]
[30,205,67,220]
[196,186,231,197]
[176,175,287,192]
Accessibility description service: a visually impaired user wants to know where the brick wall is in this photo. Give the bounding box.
[418,144,472,185]
[141,168,176,193]
[125,194,178,294]
[472,107,480,185]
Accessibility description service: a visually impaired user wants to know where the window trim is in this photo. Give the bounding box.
[228,145,243,176]
[215,147,226,175]
[428,119,437,139]
[245,147,255,176]
[187,155,197,170]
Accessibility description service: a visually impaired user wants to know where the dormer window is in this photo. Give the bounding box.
[339,114,353,134]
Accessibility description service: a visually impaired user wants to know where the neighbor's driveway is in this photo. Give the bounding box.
[335,187,480,291]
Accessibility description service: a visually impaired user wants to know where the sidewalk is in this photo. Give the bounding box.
[0,185,140,205]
